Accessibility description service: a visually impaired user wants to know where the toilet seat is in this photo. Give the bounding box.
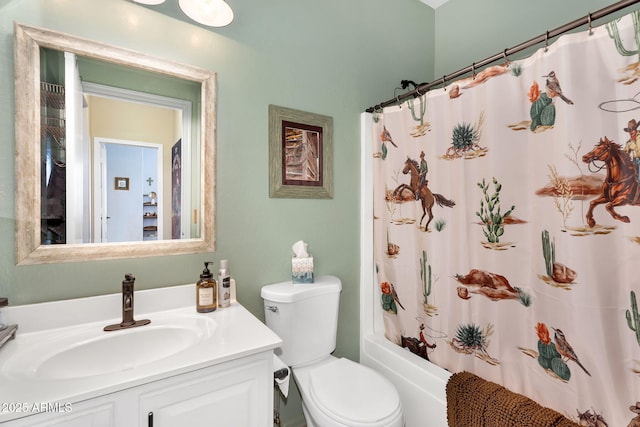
[306,358,402,427]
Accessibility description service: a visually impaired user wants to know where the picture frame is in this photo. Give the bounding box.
[114,177,129,191]
[269,105,333,199]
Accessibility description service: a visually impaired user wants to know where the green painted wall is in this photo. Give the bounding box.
[0,0,433,425]
[434,0,635,78]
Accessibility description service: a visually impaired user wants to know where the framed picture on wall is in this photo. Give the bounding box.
[114,177,129,191]
[269,105,333,199]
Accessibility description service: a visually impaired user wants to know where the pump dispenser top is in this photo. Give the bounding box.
[201,262,213,279]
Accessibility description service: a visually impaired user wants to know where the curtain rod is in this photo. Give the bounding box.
[365,0,640,113]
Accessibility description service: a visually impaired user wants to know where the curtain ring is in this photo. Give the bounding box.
[471,62,476,79]
[503,48,510,65]
[544,30,549,52]
[442,76,446,91]
[415,87,423,97]
[587,12,593,35]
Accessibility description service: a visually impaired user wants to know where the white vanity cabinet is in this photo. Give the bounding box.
[0,285,282,427]
[4,352,273,427]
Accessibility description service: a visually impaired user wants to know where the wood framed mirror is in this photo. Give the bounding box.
[14,23,216,265]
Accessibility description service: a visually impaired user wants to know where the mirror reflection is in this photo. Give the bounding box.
[39,48,201,244]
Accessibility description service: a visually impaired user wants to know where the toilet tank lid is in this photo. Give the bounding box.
[261,275,342,303]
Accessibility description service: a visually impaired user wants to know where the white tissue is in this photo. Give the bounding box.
[273,354,290,398]
[292,240,309,258]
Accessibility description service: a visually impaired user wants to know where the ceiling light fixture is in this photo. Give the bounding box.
[178,0,234,27]
[132,0,167,5]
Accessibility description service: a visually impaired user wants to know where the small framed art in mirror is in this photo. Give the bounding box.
[268,105,333,199]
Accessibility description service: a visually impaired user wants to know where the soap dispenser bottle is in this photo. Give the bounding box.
[196,262,217,313]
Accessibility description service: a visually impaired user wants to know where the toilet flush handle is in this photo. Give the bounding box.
[265,305,279,313]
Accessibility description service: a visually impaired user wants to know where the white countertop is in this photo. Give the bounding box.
[0,284,282,423]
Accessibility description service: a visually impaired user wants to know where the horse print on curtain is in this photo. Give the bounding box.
[372,8,640,426]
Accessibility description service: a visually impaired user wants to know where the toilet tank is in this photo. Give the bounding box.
[261,275,341,367]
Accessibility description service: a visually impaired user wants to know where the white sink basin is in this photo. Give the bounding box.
[3,312,216,380]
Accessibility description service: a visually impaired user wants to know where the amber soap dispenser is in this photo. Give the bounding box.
[196,261,217,313]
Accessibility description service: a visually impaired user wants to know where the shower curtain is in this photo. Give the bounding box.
[372,9,640,426]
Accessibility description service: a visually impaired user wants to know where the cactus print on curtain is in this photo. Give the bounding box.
[372,9,640,426]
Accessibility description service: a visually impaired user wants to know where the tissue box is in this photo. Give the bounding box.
[292,257,314,284]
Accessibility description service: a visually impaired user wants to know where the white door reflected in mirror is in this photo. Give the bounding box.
[94,139,163,243]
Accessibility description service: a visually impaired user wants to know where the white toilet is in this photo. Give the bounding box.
[261,275,404,427]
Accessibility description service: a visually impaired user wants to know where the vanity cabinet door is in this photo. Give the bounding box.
[3,402,116,427]
[139,353,272,427]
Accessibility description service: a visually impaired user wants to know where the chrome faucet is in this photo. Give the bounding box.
[104,274,151,331]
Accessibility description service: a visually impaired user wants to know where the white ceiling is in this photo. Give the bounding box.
[419,0,449,9]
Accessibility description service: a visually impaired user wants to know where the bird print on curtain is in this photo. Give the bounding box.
[372,8,640,427]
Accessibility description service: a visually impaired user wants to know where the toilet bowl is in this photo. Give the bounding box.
[261,275,404,427]
[294,356,403,427]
